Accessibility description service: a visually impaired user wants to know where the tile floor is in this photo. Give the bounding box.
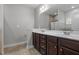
[5,48,41,55]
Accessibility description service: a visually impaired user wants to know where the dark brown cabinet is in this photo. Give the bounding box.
[47,36,57,55]
[32,32,79,55]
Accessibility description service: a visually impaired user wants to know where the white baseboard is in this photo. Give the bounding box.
[26,45,34,49]
[4,41,27,48]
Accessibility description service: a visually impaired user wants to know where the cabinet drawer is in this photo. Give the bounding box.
[35,35,39,38]
[47,42,57,47]
[40,42,46,45]
[47,47,57,55]
[40,43,46,49]
[35,33,39,36]
[40,45,46,49]
[40,34,46,39]
[40,40,46,43]
[40,48,46,55]
[47,36,57,43]
[59,38,79,52]
[40,39,46,43]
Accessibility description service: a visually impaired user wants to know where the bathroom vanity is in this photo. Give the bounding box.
[32,29,79,55]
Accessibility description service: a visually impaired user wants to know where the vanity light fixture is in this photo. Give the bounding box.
[72,6,75,8]
[40,4,49,14]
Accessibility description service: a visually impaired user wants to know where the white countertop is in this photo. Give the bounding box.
[32,29,79,41]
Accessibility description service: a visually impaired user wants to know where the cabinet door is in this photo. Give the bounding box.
[59,46,79,55]
[47,36,57,55]
[47,42,57,55]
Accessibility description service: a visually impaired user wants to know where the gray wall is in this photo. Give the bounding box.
[4,4,34,48]
[38,13,49,29]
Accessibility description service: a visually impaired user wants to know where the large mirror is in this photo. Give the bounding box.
[39,4,79,31]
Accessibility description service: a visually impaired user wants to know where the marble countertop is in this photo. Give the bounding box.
[32,29,79,41]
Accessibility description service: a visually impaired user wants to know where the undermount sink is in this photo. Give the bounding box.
[63,31,71,35]
[38,29,47,33]
[37,29,72,35]
[40,30,46,32]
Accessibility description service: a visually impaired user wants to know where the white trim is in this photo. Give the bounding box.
[27,45,34,49]
[4,41,27,48]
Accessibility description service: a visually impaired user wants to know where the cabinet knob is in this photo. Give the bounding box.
[54,46,57,48]
[41,41,45,42]
[60,48,63,51]
[42,36,45,38]
[42,52,45,54]
[41,46,45,48]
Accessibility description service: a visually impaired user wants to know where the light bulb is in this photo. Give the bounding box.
[72,6,75,8]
